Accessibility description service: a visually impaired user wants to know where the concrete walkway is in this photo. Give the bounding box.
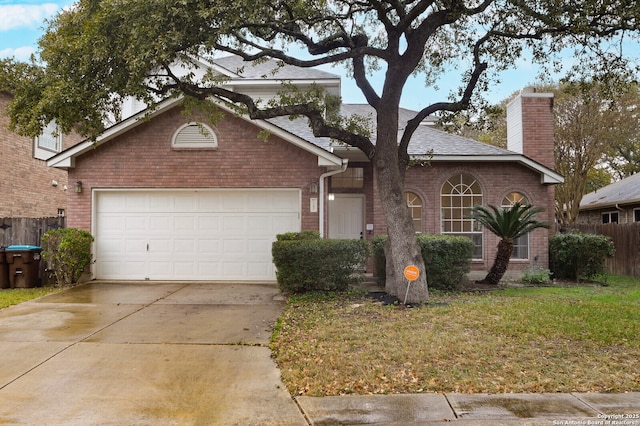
[0,282,638,425]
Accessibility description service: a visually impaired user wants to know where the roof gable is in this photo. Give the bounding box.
[47,97,344,169]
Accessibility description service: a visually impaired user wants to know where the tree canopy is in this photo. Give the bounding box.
[2,0,639,301]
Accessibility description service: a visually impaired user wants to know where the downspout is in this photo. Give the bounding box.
[319,158,348,238]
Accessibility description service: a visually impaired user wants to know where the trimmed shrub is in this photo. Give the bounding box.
[276,231,320,241]
[372,234,474,291]
[272,237,369,293]
[41,228,94,286]
[549,233,615,281]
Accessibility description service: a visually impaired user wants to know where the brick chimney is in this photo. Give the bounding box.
[506,88,555,170]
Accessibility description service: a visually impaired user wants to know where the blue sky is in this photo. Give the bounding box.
[0,0,620,110]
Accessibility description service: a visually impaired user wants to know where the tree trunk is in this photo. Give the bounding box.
[374,108,428,303]
[480,239,513,285]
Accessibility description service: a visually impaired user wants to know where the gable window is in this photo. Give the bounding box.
[331,167,364,189]
[441,173,483,259]
[502,192,529,260]
[405,192,422,232]
[602,211,619,224]
[34,121,63,160]
[172,122,218,149]
[36,121,62,152]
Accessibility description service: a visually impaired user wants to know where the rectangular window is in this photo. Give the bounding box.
[511,235,529,260]
[634,209,640,222]
[602,211,619,224]
[36,121,62,152]
[331,167,364,189]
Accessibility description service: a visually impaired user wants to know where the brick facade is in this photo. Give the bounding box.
[64,94,557,276]
[0,92,83,218]
[66,105,324,231]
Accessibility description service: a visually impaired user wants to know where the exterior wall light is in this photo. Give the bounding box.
[75,181,83,193]
[309,182,318,194]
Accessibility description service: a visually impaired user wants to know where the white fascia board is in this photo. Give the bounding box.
[427,154,564,184]
[225,78,340,86]
[48,97,184,169]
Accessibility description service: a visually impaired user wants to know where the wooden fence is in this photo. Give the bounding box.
[0,217,66,248]
[572,222,640,278]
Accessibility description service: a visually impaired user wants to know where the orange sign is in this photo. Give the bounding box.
[403,265,420,281]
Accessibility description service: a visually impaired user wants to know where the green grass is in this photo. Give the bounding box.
[271,275,640,396]
[0,286,63,310]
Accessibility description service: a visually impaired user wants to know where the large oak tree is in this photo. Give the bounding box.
[2,0,639,301]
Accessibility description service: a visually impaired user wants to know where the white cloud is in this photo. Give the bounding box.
[0,3,59,32]
[0,46,36,61]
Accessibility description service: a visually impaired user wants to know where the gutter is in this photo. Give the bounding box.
[319,158,348,238]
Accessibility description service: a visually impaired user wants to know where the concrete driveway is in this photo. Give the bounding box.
[0,282,307,425]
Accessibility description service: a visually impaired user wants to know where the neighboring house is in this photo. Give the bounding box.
[577,173,640,225]
[47,58,562,282]
[0,91,83,218]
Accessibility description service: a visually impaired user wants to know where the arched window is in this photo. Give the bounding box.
[172,122,218,149]
[405,192,422,232]
[502,192,530,260]
[441,174,483,259]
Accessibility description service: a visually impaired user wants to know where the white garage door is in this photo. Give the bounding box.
[94,189,300,281]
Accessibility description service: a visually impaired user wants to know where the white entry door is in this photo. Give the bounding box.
[94,189,300,281]
[328,194,364,239]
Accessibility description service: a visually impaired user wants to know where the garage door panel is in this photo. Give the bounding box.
[97,215,125,233]
[125,216,147,233]
[175,239,196,254]
[125,239,147,255]
[223,239,245,254]
[273,214,301,234]
[196,193,221,211]
[149,216,172,233]
[95,189,300,280]
[198,261,221,277]
[124,194,147,211]
[173,261,196,277]
[247,239,271,254]
[222,216,245,234]
[174,216,196,232]
[198,239,222,255]
[198,216,221,232]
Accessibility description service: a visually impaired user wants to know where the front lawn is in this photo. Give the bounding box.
[270,275,640,396]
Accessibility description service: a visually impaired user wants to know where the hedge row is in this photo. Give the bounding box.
[549,233,615,281]
[272,235,369,293]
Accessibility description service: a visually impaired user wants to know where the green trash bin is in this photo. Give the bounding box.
[0,248,9,289]
[5,245,42,288]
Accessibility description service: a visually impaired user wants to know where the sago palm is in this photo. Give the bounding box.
[469,202,550,285]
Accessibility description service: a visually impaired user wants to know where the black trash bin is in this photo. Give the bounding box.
[5,245,42,288]
[0,248,8,289]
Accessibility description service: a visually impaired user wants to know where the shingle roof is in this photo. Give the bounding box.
[580,173,640,209]
[213,55,340,81]
[267,103,514,157]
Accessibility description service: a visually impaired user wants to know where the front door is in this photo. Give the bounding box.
[328,194,364,239]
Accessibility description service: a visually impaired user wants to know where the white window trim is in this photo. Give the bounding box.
[441,174,483,260]
[602,211,619,224]
[33,121,63,160]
